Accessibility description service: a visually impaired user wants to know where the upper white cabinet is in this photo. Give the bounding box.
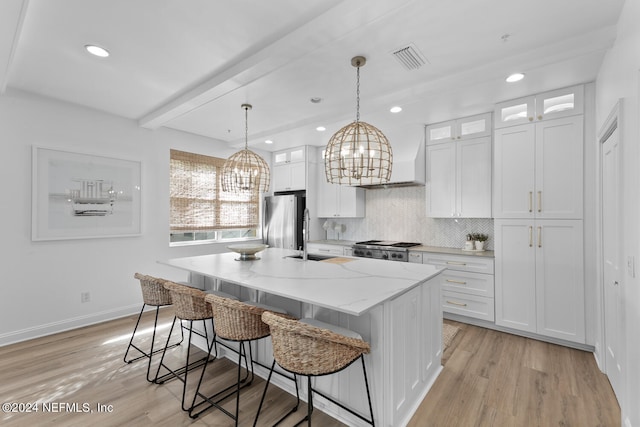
[494,85,584,129]
[426,114,492,218]
[493,115,583,219]
[426,113,491,144]
[316,148,365,218]
[273,146,307,192]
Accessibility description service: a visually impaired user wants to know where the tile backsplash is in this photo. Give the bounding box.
[322,186,494,250]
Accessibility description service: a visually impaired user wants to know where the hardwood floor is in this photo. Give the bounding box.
[408,320,620,427]
[0,311,619,426]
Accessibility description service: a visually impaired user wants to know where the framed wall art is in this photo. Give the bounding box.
[32,146,141,241]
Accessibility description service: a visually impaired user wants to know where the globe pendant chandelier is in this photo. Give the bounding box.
[221,104,270,193]
[324,56,392,185]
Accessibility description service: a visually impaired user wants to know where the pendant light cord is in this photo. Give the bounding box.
[355,62,360,123]
[244,105,249,149]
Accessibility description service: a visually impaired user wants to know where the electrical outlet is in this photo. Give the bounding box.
[81,292,91,303]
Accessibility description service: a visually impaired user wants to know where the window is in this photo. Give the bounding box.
[169,149,259,244]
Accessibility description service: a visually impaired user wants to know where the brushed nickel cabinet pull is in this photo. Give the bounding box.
[446,279,467,285]
[528,191,533,213]
[537,191,542,213]
[538,226,542,248]
[446,300,468,307]
[446,261,467,266]
[529,226,533,247]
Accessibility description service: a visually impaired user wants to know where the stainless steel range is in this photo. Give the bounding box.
[352,240,421,262]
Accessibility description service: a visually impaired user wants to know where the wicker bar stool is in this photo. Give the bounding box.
[189,294,290,424]
[153,280,217,411]
[124,273,184,382]
[255,312,375,427]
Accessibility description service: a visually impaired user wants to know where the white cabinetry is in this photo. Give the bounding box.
[494,85,584,129]
[316,148,365,218]
[426,112,491,144]
[421,253,495,322]
[427,136,492,218]
[494,219,585,343]
[306,242,351,256]
[493,116,583,219]
[273,147,307,192]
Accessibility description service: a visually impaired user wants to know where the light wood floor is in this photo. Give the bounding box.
[0,310,619,427]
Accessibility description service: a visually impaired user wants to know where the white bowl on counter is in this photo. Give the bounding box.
[227,243,268,260]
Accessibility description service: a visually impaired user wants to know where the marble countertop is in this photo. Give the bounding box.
[410,245,495,258]
[159,248,444,316]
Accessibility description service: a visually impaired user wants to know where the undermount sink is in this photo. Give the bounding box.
[285,254,338,262]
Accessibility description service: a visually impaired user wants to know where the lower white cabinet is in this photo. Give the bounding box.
[494,219,585,343]
[306,242,351,256]
[418,252,495,321]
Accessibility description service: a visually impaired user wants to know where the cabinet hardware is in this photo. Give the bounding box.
[528,117,534,122]
[537,115,543,120]
[446,279,467,285]
[446,261,467,266]
[537,226,542,248]
[537,191,542,213]
[446,300,467,307]
[529,226,533,247]
[529,192,533,213]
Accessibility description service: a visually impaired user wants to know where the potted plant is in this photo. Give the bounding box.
[472,233,489,251]
[464,234,475,250]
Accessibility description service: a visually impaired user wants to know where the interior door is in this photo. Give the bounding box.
[602,124,623,400]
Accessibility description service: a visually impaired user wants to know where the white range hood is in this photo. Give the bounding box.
[357,124,426,189]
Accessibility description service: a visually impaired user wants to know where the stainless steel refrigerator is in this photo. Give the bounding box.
[263,192,305,250]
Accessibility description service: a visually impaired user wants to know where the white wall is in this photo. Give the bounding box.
[594,1,640,426]
[0,88,267,345]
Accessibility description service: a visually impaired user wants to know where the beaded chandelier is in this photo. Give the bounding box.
[324,56,392,185]
[221,104,270,193]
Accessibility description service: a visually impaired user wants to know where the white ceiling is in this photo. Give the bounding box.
[0,0,624,158]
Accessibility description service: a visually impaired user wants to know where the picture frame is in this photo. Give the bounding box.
[32,146,141,241]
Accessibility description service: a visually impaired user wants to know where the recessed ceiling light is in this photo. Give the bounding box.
[264,140,273,144]
[85,44,110,58]
[316,126,326,132]
[310,97,322,104]
[390,106,402,113]
[506,73,525,83]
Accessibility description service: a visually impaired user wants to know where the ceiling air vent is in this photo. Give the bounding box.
[391,43,427,71]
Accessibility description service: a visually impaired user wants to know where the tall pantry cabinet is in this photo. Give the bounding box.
[493,85,585,344]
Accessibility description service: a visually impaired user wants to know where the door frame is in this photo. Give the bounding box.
[595,100,625,396]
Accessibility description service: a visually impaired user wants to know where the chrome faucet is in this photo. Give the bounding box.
[303,207,310,261]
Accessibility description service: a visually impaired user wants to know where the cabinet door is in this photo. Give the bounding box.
[495,96,535,128]
[535,85,584,121]
[494,219,536,333]
[456,113,492,140]
[426,143,456,217]
[316,174,339,217]
[493,124,535,218]
[535,220,585,343]
[272,165,291,192]
[337,185,365,217]
[288,162,306,190]
[458,137,492,217]
[535,116,583,219]
[426,120,455,145]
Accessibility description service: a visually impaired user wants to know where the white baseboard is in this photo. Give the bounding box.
[0,304,141,347]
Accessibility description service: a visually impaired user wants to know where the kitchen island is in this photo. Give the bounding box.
[160,248,444,427]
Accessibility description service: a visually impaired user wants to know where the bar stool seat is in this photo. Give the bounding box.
[189,295,291,425]
[255,312,375,426]
[124,273,184,382]
[154,280,217,411]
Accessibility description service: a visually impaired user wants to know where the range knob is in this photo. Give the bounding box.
[382,253,389,259]
[391,253,397,258]
[396,253,404,260]
[366,251,372,256]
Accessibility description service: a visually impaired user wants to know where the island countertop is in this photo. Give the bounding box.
[159,247,444,316]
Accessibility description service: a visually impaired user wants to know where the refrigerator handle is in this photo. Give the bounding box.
[262,197,269,243]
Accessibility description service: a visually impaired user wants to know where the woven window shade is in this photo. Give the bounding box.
[170,149,259,231]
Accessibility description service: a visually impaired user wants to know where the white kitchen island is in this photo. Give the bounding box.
[160,248,444,427]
